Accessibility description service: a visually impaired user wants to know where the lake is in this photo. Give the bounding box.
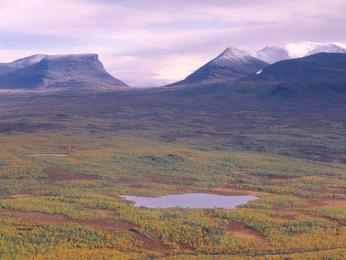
[120,193,257,209]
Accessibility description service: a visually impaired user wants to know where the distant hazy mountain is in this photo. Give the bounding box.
[247,53,346,98]
[256,42,346,63]
[169,47,268,87]
[0,54,128,91]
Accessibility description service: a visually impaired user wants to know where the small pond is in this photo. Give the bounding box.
[120,193,257,209]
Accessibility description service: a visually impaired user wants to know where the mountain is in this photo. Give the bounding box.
[245,53,346,98]
[169,47,268,87]
[0,54,128,91]
[256,42,346,63]
[0,55,48,76]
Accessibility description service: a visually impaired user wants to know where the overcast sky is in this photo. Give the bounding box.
[0,0,346,87]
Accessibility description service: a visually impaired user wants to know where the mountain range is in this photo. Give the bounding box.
[0,41,346,95]
[171,42,346,87]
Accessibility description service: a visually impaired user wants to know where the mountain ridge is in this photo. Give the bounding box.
[256,42,346,63]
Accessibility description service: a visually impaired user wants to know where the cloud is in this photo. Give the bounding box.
[0,0,346,87]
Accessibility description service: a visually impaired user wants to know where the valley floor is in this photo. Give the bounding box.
[0,90,345,259]
[0,132,345,259]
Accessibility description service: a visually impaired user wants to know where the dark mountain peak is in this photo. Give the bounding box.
[298,52,346,60]
[254,52,346,79]
[246,52,346,98]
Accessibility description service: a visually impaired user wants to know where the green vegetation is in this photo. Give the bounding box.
[0,90,345,259]
[242,195,309,209]
[0,131,345,259]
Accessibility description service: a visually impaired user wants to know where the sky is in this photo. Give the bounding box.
[0,0,346,87]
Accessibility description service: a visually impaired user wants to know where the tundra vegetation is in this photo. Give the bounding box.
[0,91,345,259]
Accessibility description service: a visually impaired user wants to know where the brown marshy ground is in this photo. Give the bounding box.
[226,221,265,241]
[44,168,97,182]
[7,209,172,253]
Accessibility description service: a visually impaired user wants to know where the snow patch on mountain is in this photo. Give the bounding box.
[256,69,263,75]
[8,54,47,69]
[44,54,98,61]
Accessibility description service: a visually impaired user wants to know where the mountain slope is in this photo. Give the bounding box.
[245,53,346,98]
[0,55,48,77]
[257,42,346,63]
[169,47,268,87]
[0,54,128,90]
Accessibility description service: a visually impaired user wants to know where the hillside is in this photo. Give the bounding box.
[246,53,346,98]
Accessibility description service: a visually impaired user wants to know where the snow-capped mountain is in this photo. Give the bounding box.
[211,47,258,65]
[256,42,346,64]
[168,47,268,87]
[0,54,129,90]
